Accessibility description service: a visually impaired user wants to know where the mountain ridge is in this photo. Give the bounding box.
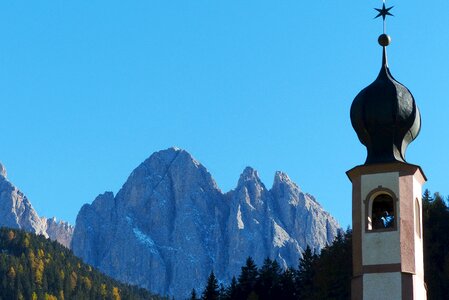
[0,162,74,248]
[72,147,340,299]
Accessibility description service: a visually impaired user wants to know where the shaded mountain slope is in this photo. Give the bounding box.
[72,148,340,299]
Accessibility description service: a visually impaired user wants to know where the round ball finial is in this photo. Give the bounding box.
[378,34,391,47]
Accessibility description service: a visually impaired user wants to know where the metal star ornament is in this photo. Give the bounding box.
[375,3,394,20]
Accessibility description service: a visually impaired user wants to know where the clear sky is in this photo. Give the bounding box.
[1,1,448,228]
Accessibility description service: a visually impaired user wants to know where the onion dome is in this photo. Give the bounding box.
[350,34,421,164]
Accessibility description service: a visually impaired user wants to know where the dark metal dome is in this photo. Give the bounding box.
[350,45,421,165]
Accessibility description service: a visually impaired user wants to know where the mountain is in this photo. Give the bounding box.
[0,227,165,300]
[0,162,74,247]
[44,217,74,248]
[72,148,340,299]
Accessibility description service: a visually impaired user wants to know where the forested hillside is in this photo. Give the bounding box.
[0,228,165,300]
[2,189,448,300]
[194,190,449,300]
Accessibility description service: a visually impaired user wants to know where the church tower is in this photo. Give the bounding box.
[347,3,427,299]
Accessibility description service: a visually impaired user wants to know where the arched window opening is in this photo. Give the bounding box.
[415,198,421,238]
[371,194,395,230]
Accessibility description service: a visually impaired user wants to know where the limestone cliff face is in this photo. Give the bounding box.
[44,217,74,248]
[0,162,74,247]
[71,148,340,299]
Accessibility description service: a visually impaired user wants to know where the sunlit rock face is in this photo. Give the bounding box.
[44,217,74,248]
[0,164,74,247]
[0,171,47,236]
[0,163,7,178]
[72,148,340,299]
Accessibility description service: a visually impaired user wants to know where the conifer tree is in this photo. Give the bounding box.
[202,271,219,300]
[256,257,282,300]
[193,190,449,300]
[190,288,198,300]
[237,257,258,300]
[224,276,238,300]
[312,230,351,299]
[278,267,297,300]
[296,246,317,299]
[218,284,226,300]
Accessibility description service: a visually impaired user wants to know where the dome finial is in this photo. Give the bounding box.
[379,35,390,66]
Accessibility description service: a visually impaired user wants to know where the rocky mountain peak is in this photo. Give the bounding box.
[126,148,180,183]
[144,147,200,168]
[0,174,46,236]
[273,171,293,185]
[44,217,74,248]
[129,147,215,185]
[91,191,115,211]
[72,149,341,299]
[0,167,74,248]
[237,167,264,187]
[150,146,181,164]
[272,171,301,196]
[0,162,6,178]
[123,147,220,201]
[235,167,267,208]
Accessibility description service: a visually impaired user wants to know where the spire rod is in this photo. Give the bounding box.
[375,0,393,63]
[375,0,394,35]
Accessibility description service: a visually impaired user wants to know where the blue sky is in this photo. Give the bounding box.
[1,1,448,228]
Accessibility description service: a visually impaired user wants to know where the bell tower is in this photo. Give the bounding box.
[347,2,427,299]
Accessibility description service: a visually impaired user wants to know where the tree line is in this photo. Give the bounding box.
[193,190,449,300]
[1,189,448,299]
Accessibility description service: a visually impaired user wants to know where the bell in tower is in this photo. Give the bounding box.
[346,2,427,299]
